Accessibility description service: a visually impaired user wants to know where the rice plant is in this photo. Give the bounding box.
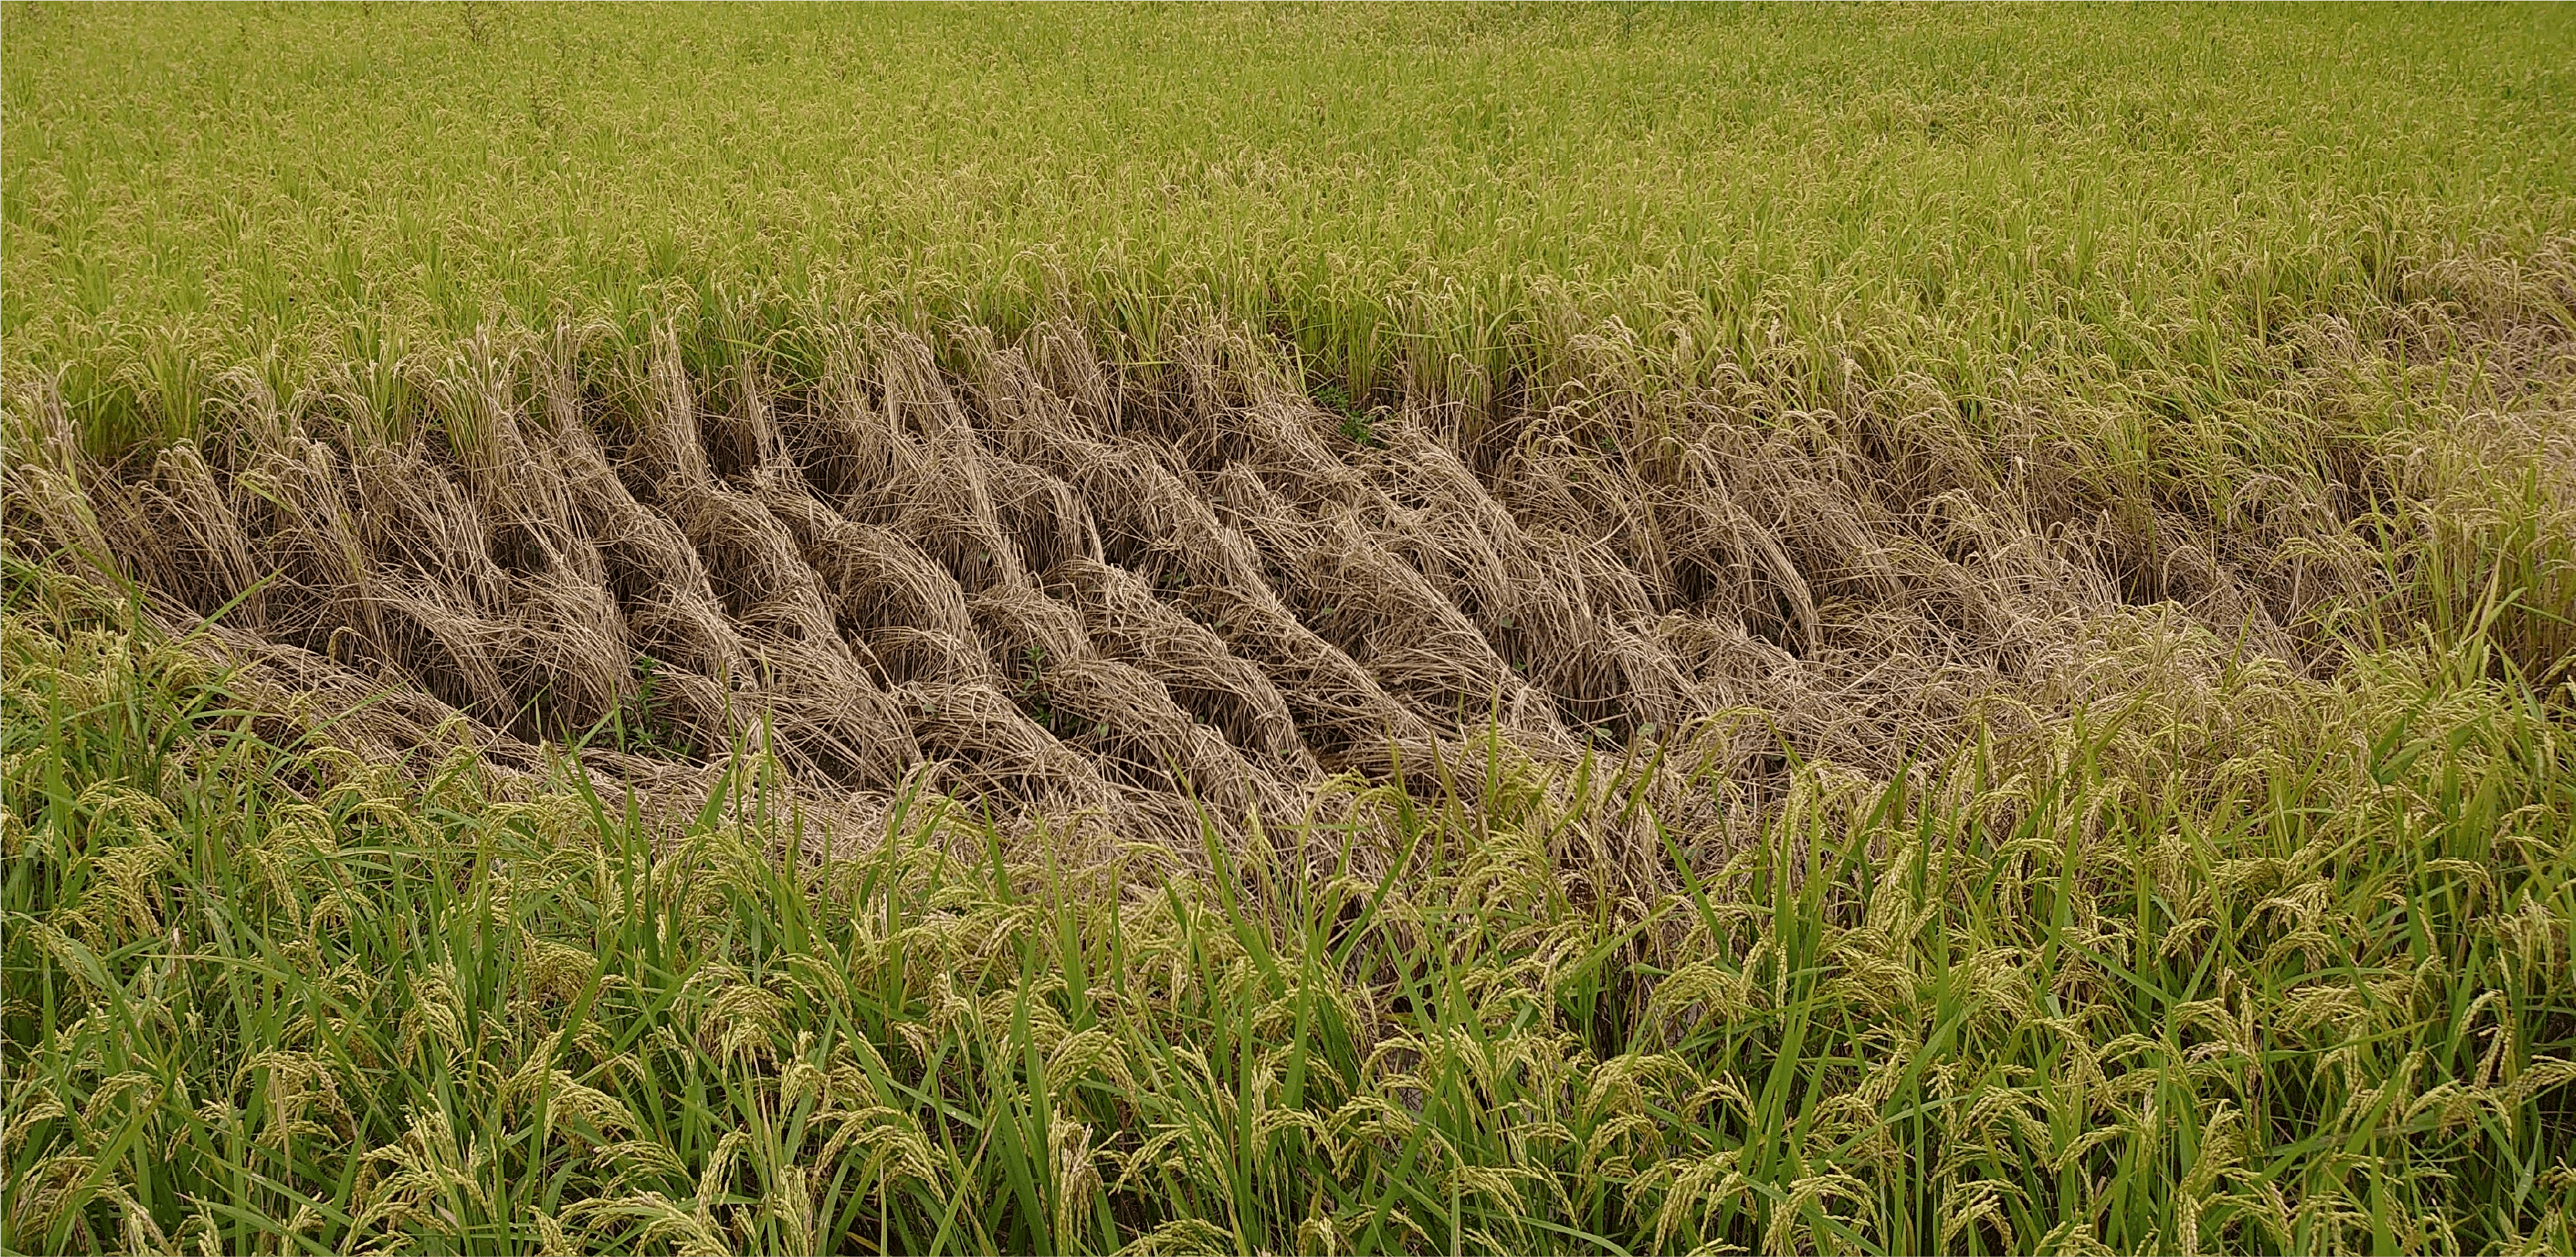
[5,4,2574,1253]
[6,543,2574,1253]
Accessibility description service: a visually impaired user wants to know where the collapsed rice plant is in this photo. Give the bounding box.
[10,249,2576,815]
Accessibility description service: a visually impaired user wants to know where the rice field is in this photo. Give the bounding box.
[5,4,2575,1253]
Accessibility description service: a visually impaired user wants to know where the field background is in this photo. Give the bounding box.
[7,4,2576,1255]
[10,3,2574,437]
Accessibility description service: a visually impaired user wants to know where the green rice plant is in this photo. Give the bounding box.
[6,4,2574,457]
[6,555,2571,1254]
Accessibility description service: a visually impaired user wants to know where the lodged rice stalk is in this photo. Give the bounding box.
[10,273,2568,860]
